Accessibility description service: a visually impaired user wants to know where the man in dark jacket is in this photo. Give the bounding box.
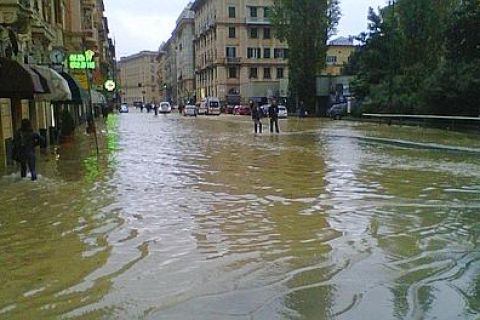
[268,99,280,133]
[250,101,263,133]
[13,119,44,181]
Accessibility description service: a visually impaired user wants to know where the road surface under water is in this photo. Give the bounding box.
[1,112,480,319]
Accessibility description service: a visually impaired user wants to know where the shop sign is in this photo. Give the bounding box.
[69,50,96,70]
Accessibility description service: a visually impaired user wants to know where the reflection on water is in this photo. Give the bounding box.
[1,113,480,319]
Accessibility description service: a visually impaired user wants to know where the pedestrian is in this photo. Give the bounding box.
[299,100,306,118]
[250,100,263,134]
[140,104,144,113]
[268,99,280,133]
[102,105,109,122]
[12,119,44,181]
[153,103,158,115]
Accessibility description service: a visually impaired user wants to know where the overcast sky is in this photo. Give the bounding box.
[104,0,388,58]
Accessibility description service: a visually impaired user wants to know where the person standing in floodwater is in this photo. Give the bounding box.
[13,119,44,181]
[268,99,280,133]
[250,100,263,134]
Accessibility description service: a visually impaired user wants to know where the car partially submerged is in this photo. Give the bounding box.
[159,102,172,113]
[278,105,288,118]
[184,104,197,117]
[327,103,347,120]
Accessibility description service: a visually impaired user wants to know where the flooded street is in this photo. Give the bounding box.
[1,112,480,319]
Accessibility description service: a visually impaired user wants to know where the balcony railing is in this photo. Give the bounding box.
[226,57,241,64]
[245,16,271,25]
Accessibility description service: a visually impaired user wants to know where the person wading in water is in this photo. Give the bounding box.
[13,119,44,181]
[250,100,263,134]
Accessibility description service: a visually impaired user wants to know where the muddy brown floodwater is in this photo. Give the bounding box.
[1,112,480,319]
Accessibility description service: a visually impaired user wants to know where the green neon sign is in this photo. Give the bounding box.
[68,50,96,70]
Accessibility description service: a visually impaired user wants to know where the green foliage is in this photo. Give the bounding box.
[272,0,340,115]
[348,0,479,116]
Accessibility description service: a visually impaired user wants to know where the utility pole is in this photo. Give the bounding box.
[82,38,99,157]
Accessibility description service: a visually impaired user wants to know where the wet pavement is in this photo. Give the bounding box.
[1,111,480,319]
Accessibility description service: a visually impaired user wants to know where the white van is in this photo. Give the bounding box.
[198,99,207,115]
[205,97,221,115]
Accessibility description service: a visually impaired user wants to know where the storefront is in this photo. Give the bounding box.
[0,58,47,164]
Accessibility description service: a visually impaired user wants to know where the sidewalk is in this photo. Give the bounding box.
[0,116,115,181]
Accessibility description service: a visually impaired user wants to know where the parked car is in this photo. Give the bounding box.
[327,103,347,120]
[260,104,270,117]
[159,102,172,113]
[234,105,251,115]
[119,103,129,113]
[184,104,197,117]
[224,105,235,114]
[133,101,143,109]
[278,105,288,118]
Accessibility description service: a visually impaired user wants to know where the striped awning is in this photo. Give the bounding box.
[0,58,46,99]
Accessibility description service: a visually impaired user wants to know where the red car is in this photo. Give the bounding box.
[233,105,251,115]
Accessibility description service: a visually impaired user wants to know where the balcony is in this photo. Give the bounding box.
[245,16,271,25]
[0,0,32,25]
[225,57,241,64]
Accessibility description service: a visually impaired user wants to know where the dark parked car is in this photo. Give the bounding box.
[327,103,347,120]
[133,101,143,109]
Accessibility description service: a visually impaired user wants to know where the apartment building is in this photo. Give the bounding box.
[192,0,289,105]
[323,37,356,76]
[118,51,160,104]
[174,3,195,105]
[158,38,177,104]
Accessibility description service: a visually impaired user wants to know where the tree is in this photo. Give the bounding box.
[346,0,479,116]
[272,0,340,115]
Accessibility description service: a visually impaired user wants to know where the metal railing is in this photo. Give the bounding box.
[245,16,271,24]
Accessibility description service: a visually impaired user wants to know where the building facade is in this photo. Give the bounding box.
[174,3,195,105]
[192,0,289,105]
[323,37,356,76]
[118,51,160,104]
[0,0,115,164]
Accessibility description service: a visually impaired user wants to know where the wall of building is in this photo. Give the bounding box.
[193,0,289,105]
[323,45,356,76]
[119,52,160,104]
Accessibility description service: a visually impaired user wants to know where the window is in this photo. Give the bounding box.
[250,7,257,17]
[274,48,289,59]
[247,47,261,59]
[250,28,258,39]
[228,6,236,18]
[263,68,271,79]
[264,7,270,18]
[277,67,284,79]
[326,56,337,64]
[228,67,237,78]
[263,28,271,39]
[229,27,236,38]
[226,47,236,57]
[263,48,271,59]
[249,67,258,79]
